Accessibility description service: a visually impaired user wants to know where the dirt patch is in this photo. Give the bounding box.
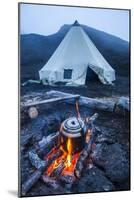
[21,75,129,99]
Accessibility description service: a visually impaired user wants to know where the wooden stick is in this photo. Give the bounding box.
[21,150,62,195]
[21,94,80,107]
[21,91,80,122]
[89,113,99,123]
[28,151,46,169]
[74,117,98,178]
[21,134,33,147]
[59,174,75,185]
[21,168,43,196]
[35,132,60,157]
[42,175,59,189]
[38,132,59,149]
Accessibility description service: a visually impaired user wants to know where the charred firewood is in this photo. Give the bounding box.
[38,131,59,149]
[78,96,115,112]
[21,167,43,196]
[35,132,60,157]
[59,173,75,191]
[59,174,75,185]
[42,175,59,189]
[74,117,98,178]
[21,150,62,195]
[84,113,99,130]
[28,151,46,169]
[21,134,33,147]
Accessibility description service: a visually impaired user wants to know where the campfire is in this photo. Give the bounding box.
[43,103,96,179]
[20,90,130,196]
[44,142,80,178]
[21,102,98,195]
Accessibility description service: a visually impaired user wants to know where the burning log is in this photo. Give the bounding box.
[42,175,59,189]
[50,160,65,178]
[21,150,62,195]
[74,116,98,178]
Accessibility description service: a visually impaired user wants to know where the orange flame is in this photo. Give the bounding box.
[43,100,91,177]
[66,138,72,167]
[44,148,67,176]
[44,137,80,177]
[62,152,80,175]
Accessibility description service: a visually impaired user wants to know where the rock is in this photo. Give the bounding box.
[22,116,46,140]
[95,126,116,144]
[32,132,43,143]
[91,143,107,168]
[92,143,129,182]
[75,166,114,193]
[21,134,33,146]
[115,97,129,115]
[42,115,61,135]
[28,107,38,119]
[114,181,130,191]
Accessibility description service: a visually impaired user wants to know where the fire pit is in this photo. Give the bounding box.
[21,104,98,195]
[44,113,98,178]
[20,91,130,197]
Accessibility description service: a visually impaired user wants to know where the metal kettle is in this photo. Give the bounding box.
[60,117,87,153]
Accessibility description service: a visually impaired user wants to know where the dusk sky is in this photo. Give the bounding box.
[20,3,129,41]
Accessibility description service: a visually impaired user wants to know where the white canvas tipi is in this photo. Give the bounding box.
[39,21,115,86]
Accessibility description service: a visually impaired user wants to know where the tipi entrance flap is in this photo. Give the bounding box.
[86,65,99,81]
